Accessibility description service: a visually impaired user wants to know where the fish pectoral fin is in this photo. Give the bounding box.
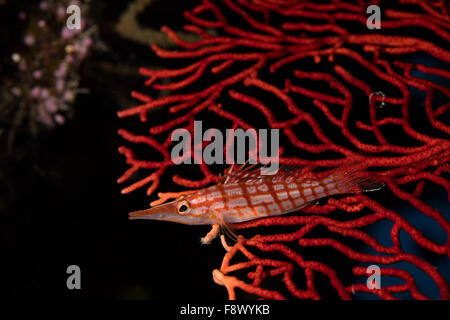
[219,221,239,246]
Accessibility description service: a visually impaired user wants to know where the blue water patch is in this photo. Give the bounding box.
[362,219,394,251]
[390,194,447,245]
[353,188,449,299]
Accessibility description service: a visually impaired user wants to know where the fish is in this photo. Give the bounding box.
[129,161,384,243]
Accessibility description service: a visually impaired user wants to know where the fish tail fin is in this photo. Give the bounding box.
[332,160,384,194]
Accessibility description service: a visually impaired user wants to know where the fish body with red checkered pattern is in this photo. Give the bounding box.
[129,162,383,226]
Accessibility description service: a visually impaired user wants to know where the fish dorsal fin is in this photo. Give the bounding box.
[221,163,308,185]
[271,164,308,178]
[220,162,261,184]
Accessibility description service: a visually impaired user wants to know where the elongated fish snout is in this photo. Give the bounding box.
[128,201,185,224]
[128,208,156,220]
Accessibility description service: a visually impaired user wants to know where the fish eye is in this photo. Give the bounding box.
[177,200,190,215]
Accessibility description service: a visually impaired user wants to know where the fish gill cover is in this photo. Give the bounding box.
[117,0,450,299]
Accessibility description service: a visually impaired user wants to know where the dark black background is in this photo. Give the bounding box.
[1,0,229,300]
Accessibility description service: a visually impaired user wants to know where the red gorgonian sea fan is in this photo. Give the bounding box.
[117,0,450,299]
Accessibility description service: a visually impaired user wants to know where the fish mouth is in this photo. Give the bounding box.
[128,201,178,221]
[128,209,186,224]
[128,208,169,220]
[128,208,155,220]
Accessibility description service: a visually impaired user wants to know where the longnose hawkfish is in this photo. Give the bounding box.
[129,161,383,246]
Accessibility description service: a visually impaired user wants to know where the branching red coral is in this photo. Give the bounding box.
[117,0,450,299]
